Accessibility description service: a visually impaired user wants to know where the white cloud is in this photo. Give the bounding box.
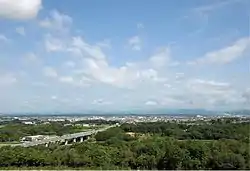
[82,58,130,87]
[75,77,92,87]
[128,36,141,51]
[187,78,231,95]
[15,27,25,36]
[41,34,172,89]
[39,10,72,31]
[0,0,42,20]
[0,34,10,42]
[53,36,107,59]
[80,56,168,88]
[149,47,171,68]
[0,73,17,86]
[62,36,173,88]
[44,34,64,52]
[137,69,166,83]
[43,67,58,78]
[145,100,158,105]
[70,36,106,59]
[182,78,245,109]
[58,74,91,87]
[42,35,172,88]
[190,37,250,65]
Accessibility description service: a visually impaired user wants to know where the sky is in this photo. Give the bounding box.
[0,0,249,113]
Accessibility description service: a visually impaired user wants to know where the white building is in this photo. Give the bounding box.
[22,121,35,125]
[20,135,45,142]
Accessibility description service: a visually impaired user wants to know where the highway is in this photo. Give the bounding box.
[21,125,114,147]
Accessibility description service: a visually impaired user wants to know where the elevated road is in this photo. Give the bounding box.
[21,125,114,147]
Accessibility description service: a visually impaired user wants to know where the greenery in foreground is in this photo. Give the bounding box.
[0,122,83,142]
[0,119,249,170]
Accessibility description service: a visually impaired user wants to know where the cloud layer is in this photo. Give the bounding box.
[0,0,249,113]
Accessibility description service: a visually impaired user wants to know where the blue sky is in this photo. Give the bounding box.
[0,0,249,113]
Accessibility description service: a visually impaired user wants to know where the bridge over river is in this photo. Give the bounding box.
[21,125,115,147]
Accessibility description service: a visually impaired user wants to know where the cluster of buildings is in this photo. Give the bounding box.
[0,113,249,125]
[20,135,58,142]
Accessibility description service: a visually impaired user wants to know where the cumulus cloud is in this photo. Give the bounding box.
[70,36,106,59]
[187,78,231,96]
[58,74,91,87]
[39,10,72,31]
[0,0,42,20]
[128,36,141,51]
[80,56,168,88]
[41,33,175,89]
[82,58,135,88]
[44,34,64,52]
[43,35,174,89]
[45,34,108,59]
[182,78,248,109]
[149,47,171,68]
[66,42,175,89]
[190,37,250,65]
[0,34,10,42]
[16,27,25,36]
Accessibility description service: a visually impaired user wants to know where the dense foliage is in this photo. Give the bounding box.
[121,119,250,142]
[0,119,249,170]
[0,122,84,142]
